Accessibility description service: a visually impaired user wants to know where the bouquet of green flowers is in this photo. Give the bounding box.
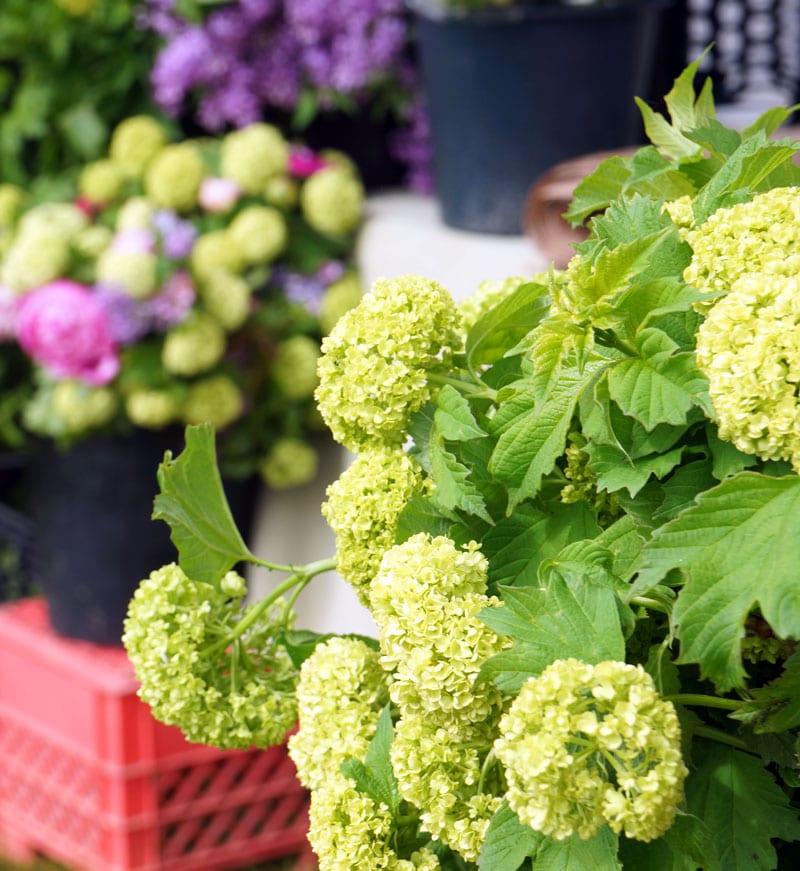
[124,59,800,869]
[0,115,365,486]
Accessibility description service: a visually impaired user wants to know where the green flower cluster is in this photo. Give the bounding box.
[123,563,298,749]
[684,186,800,298]
[495,658,687,843]
[459,274,541,329]
[315,275,463,451]
[289,637,388,791]
[370,534,509,860]
[322,447,428,605]
[696,272,800,469]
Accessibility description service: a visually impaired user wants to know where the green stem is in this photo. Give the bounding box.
[477,748,496,795]
[209,557,336,655]
[666,694,743,712]
[427,371,497,401]
[693,725,750,752]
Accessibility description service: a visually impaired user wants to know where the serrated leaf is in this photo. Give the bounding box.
[153,424,253,586]
[616,278,713,334]
[664,49,714,131]
[595,515,647,582]
[606,328,710,431]
[395,493,454,543]
[618,812,720,871]
[633,473,800,690]
[651,459,716,523]
[534,827,620,870]
[622,146,697,201]
[591,193,674,250]
[479,575,625,691]
[430,437,492,523]
[434,384,486,441]
[477,802,542,871]
[465,281,551,368]
[636,96,703,161]
[732,650,800,733]
[482,502,601,590]
[586,442,685,497]
[490,359,607,510]
[705,425,758,480]
[342,705,400,813]
[686,742,800,871]
[564,154,633,226]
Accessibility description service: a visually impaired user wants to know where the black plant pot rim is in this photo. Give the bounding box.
[407,0,669,24]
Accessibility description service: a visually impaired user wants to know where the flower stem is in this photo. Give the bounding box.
[693,725,750,752]
[629,595,671,614]
[427,371,497,401]
[665,694,742,712]
[477,748,496,794]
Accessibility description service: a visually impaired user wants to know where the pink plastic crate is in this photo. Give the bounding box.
[0,598,315,871]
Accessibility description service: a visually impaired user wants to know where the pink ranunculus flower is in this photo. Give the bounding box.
[288,145,329,178]
[16,280,120,385]
[199,177,242,213]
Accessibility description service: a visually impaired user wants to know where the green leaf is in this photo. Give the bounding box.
[56,102,107,160]
[634,473,800,690]
[152,425,253,586]
[591,193,674,251]
[686,742,800,871]
[618,812,720,871]
[586,442,685,497]
[606,328,711,431]
[465,281,551,369]
[595,515,647,582]
[622,147,697,201]
[482,502,601,591]
[616,278,714,336]
[663,49,715,131]
[490,359,607,510]
[429,436,492,523]
[341,705,400,813]
[479,574,625,692]
[732,650,800,733]
[564,154,633,226]
[528,317,587,405]
[705,425,758,480]
[477,802,541,871]
[395,493,453,543]
[651,459,717,523]
[434,385,486,441]
[534,827,620,870]
[636,96,703,161]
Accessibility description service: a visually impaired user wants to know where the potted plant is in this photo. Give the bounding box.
[124,61,800,867]
[408,0,683,234]
[0,114,366,644]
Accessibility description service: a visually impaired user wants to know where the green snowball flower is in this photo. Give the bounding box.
[271,335,320,400]
[109,115,169,178]
[116,197,155,231]
[227,205,287,265]
[78,159,125,204]
[72,225,113,260]
[315,274,463,451]
[321,447,427,606]
[191,230,246,280]
[1,230,70,292]
[220,124,289,195]
[123,563,299,749]
[95,249,158,300]
[258,438,318,490]
[19,202,87,240]
[162,312,227,376]
[495,658,688,843]
[262,174,298,209]
[144,142,206,212]
[301,165,364,237]
[696,271,800,470]
[125,388,181,429]
[52,381,118,434]
[319,271,363,335]
[199,270,252,330]
[288,637,387,792]
[181,374,244,429]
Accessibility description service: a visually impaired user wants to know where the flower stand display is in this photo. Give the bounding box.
[0,598,316,871]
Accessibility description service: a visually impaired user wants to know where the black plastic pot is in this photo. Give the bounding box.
[408,0,670,234]
[28,431,260,646]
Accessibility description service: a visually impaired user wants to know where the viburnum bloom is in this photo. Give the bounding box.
[495,658,687,843]
[16,280,119,385]
[696,271,800,470]
[315,274,463,451]
[123,563,298,749]
[322,447,428,605]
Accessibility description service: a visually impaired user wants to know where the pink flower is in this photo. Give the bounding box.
[111,228,155,254]
[16,280,120,386]
[288,145,329,178]
[199,177,242,213]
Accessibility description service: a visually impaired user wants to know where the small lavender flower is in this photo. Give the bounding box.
[147,270,196,331]
[94,284,152,345]
[316,259,345,286]
[153,210,198,260]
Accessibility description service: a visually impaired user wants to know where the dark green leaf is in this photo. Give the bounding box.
[534,827,620,870]
[152,425,253,586]
[618,812,720,871]
[634,473,800,690]
[586,442,685,497]
[395,493,454,543]
[686,742,800,871]
[732,650,800,733]
[477,802,541,871]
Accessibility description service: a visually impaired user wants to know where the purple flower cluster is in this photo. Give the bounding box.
[140,0,432,190]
